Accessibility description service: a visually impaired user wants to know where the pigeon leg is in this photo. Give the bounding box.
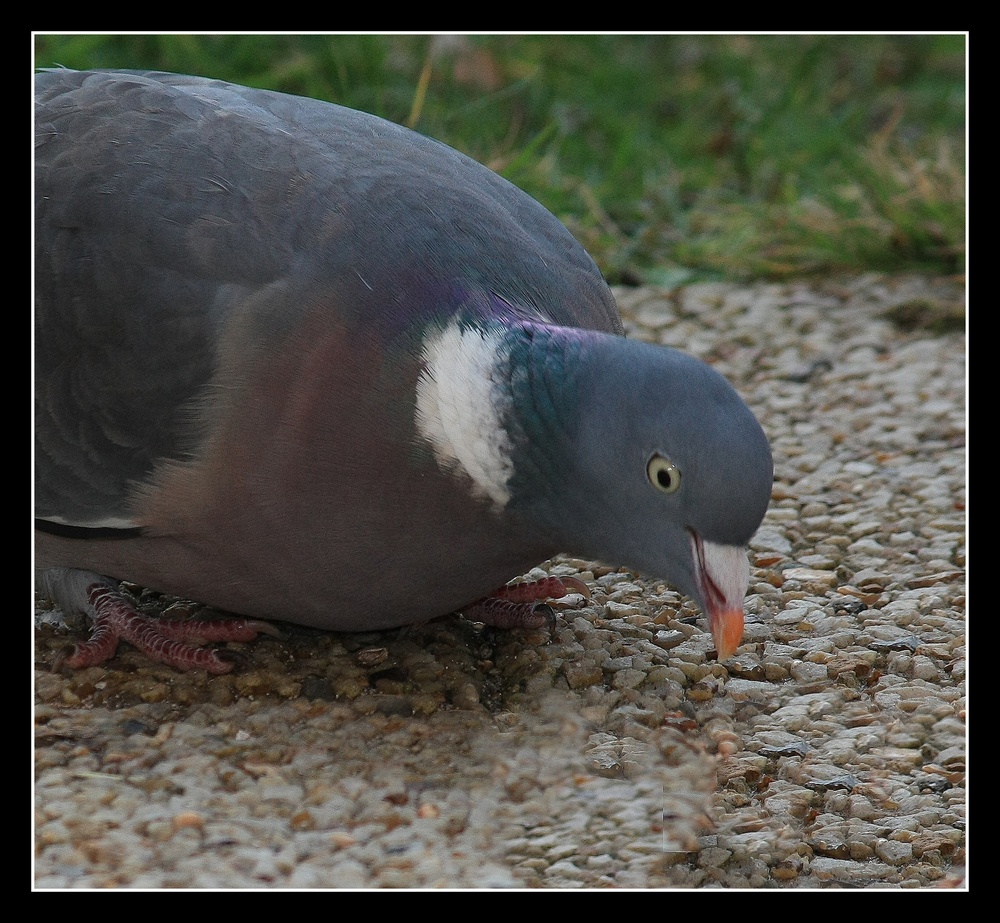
[46,574,278,674]
[463,575,590,629]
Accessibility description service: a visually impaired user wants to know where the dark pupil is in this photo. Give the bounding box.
[656,468,673,489]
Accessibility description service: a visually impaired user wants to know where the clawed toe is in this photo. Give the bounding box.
[57,581,275,674]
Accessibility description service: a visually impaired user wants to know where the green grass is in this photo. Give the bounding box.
[34,34,966,284]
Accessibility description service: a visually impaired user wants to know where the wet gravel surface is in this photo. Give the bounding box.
[34,274,967,889]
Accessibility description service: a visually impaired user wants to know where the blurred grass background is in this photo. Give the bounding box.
[34,33,966,286]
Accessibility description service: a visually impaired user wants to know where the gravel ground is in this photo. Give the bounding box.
[34,274,967,890]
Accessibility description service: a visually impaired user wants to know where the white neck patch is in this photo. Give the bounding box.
[414,320,514,509]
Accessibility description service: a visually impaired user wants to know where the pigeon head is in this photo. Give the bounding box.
[516,324,772,656]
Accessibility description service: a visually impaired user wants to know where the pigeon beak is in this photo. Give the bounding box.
[690,532,751,660]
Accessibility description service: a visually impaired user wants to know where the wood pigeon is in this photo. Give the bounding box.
[34,69,773,673]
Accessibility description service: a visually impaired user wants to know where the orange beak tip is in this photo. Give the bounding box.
[711,608,745,660]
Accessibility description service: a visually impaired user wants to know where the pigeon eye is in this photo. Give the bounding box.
[646,454,681,494]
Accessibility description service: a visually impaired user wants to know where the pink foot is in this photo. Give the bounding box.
[59,581,278,674]
[463,576,590,629]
